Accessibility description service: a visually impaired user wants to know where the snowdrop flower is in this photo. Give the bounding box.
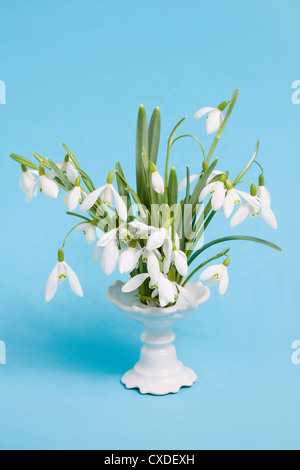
[50,155,78,185]
[19,165,39,202]
[64,177,82,212]
[178,169,222,193]
[76,219,97,244]
[93,228,120,275]
[150,163,164,194]
[122,272,178,308]
[257,175,278,230]
[45,249,83,302]
[39,164,60,199]
[199,259,230,296]
[230,183,277,229]
[80,171,127,221]
[119,242,143,274]
[146,227,170,252]
[199,175,241,215]
[193,102,229,135]
[163,234,188,277]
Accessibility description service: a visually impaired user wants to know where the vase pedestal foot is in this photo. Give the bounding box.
[121,326,197,395]
[121,365,197,396]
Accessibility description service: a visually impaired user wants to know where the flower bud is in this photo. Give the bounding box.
[223,258,230,267]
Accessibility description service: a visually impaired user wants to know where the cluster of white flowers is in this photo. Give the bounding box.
[15,95,280,308]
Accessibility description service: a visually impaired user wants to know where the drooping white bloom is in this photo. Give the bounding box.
[39,165,60,199]
[193,104,227,135]
[45,249,83,302]
[121,272,178,308]
[199,176,241,216]
[257,176,277,230]
[50,156,78,185]
[230,190,260,227]
[64,177,82,212]
[150,163,164,194]
[119,244,143,274]
[76,220,97,244]
[163,234,188,277]
[93,228,120,275]
[80,172,127,221]
[146,227,169,251]
[20,167,39,202]
[199,261,230,296]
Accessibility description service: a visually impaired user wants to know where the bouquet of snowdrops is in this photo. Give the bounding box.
[11,89,281,308]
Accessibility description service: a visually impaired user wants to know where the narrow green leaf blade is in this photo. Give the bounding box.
[148,107,161,164]
[168,167,178,207]
[10,153,38,170]
[136,105,148,204]
[47,158,73,190]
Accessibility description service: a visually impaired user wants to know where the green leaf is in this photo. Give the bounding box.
[10,154,38,170]
[115,161,131,209]
[61,143,80,168]
[47,158,73,190]
[188,235,282,265]
[168,167,178,207]
[233,141,259,185]
[136,105,149,204]
[148,107,161,164]
[189,157,218,209]
[32,152,52,170]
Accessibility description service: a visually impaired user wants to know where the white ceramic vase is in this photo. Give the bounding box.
[107,280,210,395]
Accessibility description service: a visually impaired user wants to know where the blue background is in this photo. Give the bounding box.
[0,0,299,450]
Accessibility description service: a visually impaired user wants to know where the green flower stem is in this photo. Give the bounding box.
[206,89,239,164]
[188,235,282,266]
[171,135,206,161]
[61,222,86,249]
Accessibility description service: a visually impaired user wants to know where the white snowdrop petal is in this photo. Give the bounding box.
[219,269,229,295]
[102,184,113,204]
[66,164,79,185]
[65,263,83,297]
[199,182,216,203]
[257,186,271,206]
[229,203,250,227]
[199,265,220,281]
[260,203,278,230]
[40,176,60,199]
[205,109,223,135]
[111,186,128,221]
[80,187,104,212]
[151,171,165,194]
[193,107,215,120]
[146,228,167,251]
[147,252,160,284]
[122,273,150,293]
[45,263,59,302]
[211,181,226,211]
[101,240,119,275]
[97,228,118,247]
[93,245,103,263]
[174,250,188,277]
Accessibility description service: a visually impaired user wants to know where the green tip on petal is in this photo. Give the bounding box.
[168,268,176,282]
[58,248,64,262]
[250,183,257,196]
[223,258,230,267]
[106,171,114,184]
[259,174,265,186]
[21,164,28,173]
[39,164,45,176]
